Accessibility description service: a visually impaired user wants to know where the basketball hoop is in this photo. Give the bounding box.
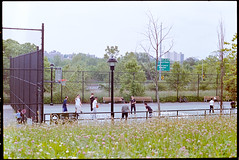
[58,79,67,86]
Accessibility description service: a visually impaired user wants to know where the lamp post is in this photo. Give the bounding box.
[107,55,117,119]
[50,63,54,106]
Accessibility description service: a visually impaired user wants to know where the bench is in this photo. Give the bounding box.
[204,96,220,102]
[134,97,153,103]
[50,113,78,124]
[226,96,232,101]
[103,97,123,103]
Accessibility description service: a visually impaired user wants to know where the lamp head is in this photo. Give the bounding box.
[107,55,117,67]
[50,63,54,68]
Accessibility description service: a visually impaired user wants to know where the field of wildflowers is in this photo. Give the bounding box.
[4,115,237,158]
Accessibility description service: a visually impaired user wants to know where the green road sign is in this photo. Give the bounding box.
[157,58,170,71]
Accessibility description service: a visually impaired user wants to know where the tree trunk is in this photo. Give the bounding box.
[155,49,160,116]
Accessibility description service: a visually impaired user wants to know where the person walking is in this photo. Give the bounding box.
[62,96,68,112]
[92,97,98,119]
[209,98,214,113]
[121,101,130,120]
[75,94,82,113]
[90,93,95,111]
[130,96,136,114]
[144,102,153,118]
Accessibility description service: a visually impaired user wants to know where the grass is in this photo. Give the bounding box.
[4,115,237,158]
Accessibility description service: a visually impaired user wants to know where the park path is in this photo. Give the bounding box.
[3,102,233,126]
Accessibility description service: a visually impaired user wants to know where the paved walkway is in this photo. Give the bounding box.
[3,105,17,127]
[3,102,234,126]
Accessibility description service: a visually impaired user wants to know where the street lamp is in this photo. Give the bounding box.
[50,63,54,106]
[107,55,117,119]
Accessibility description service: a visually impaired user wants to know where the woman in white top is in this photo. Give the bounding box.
[75,94,82,113]
[92,97,98,119]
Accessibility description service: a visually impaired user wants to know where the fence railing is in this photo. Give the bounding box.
[43,108,237,124]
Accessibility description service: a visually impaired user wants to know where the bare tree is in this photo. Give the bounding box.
[139,12,173,116]
[217,20,225,114]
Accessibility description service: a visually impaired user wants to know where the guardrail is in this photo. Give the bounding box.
[43,108,237,124]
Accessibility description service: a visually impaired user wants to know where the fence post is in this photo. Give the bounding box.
[82,71,84,103]
[177,74,179,102]
[204,110,206,116]
[197,74,199,99]
[177,110,178,118]
[216,74,218,96]
[109,72,110,97]
[146,111,148,119]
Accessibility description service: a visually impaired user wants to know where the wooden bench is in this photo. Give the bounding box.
[226,96,232,101]
[134,97,153,103]
[103,97,123,103]
[204,96,220,102]
[50,113,78,124]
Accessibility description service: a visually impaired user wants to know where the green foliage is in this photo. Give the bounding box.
[104,46,119,59]
[3,39,37,68]
[118,52,146,97]
[166,62,191,91]
[223,33,237,101]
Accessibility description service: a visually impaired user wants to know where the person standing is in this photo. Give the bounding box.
[121,101,130,120]
[62,96,68,112]
[75,94,82,113]
[16,109,22,124]
[144,102,153,118]
[92,97,98,119]
[209,98,214,113]
[130,96,136,114]
[90,93,95,111]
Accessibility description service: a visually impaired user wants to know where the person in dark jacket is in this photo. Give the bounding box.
[144,102,153,118]
[62,96,68,112]
[90,93,95,111]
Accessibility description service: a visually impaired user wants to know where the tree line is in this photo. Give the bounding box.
[3,33,237,102]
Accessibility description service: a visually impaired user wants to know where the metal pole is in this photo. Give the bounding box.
[36,46,39,123]
[41,23,44,123]
[111,66,114,119]
[109,72,110,97]
[82,71,84,103]
[202,60,203,81]
[197,74,199,99]
[50,66,53,106]
[177,73,179,101]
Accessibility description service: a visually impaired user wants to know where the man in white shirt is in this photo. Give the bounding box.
[209,98,214,113]
[92,97,98,119]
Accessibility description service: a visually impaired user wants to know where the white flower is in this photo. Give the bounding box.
[39,149,43,152]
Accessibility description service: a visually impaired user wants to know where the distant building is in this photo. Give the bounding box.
[163,51,184,64]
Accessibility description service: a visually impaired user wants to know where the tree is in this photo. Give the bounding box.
[3,39,37,68]
[119,52,146,98]
[104,46,120,59]
[223,33,237,101]
[217,20,225,113]
[140,12,173,115]
[166,62,191,99]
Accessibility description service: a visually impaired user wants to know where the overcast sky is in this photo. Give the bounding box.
[2,1,237,59]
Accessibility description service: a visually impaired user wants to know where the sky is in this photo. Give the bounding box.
[2,1,237,60]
